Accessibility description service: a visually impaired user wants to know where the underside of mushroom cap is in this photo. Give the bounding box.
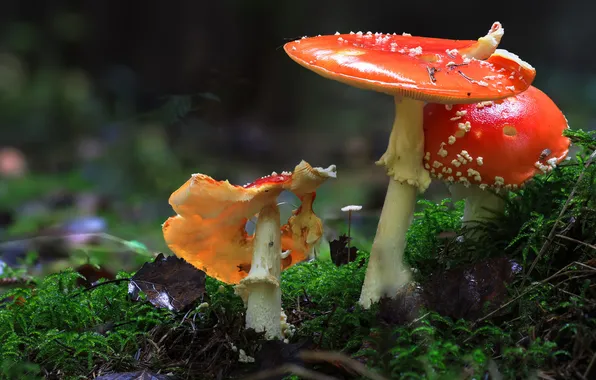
[284,23,535,103]
[423,86,571,190]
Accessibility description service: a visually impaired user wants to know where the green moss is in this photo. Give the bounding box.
[359,314,565,379]
[0,270,169,378]
[0,130,594,379]
[405,198,465,278]
[281,258,374,351]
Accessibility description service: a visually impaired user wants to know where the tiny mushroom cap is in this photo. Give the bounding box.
[341,205,363,212]
[284,22,535,103]
[423,85,571,190]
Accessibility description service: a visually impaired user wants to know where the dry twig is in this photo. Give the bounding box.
[555,234,596,251]
[474,261,595,325]
[299,350,388,380]
[243,363,339,380]
[243,350,388,380]
[584,351,596,379]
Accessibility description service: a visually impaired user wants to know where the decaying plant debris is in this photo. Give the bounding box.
[0,130,594,379]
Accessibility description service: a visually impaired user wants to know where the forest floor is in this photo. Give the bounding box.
[0,129,594,380]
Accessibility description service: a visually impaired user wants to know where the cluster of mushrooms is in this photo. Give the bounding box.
[162,22,570,339]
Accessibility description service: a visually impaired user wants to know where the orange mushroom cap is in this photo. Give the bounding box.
[162,161,335,284]
[284,23,535,103]
[168,172,292,220]
[422,85,571,190]
[163,171,291,284]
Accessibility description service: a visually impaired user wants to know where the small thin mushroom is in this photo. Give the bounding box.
[341,205,363,262]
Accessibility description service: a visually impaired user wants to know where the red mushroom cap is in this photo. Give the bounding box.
[422,85,571,190]
[244,172,293,189]
[284,23,535,103]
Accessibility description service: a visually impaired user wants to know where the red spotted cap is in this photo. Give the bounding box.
[423,85,571,190]
[284,22,536,103]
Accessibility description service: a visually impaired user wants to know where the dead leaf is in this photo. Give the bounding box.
[378,284,425,325]
[247,340,315,380]
[76,263,115,287]
[128,253,206,311]
[329,234,358,267]
[423,257,521,320]
[256,339,314,371]
[379,257,521,322]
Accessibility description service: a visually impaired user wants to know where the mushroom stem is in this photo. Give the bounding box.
[346,210,352,262]
[449,184,506,231]
[237,204,282,339]
[359,96,429,309]
[377,96,431,191]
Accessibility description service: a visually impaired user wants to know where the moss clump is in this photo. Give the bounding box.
[281,259,374,351]
[0,270,257,379]
[359,313,566,380]
[0,271,169,378]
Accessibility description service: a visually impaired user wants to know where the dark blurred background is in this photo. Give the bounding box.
[0,0,594,266]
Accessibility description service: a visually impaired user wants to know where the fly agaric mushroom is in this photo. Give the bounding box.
[423,85,570,230]
[162,160,335,339]
[284,22,536,308]
[235,161,335,338]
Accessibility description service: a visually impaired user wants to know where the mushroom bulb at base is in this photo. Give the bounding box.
[162,160,335,339]
[284,22,536,309]
[423,85,571,234]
